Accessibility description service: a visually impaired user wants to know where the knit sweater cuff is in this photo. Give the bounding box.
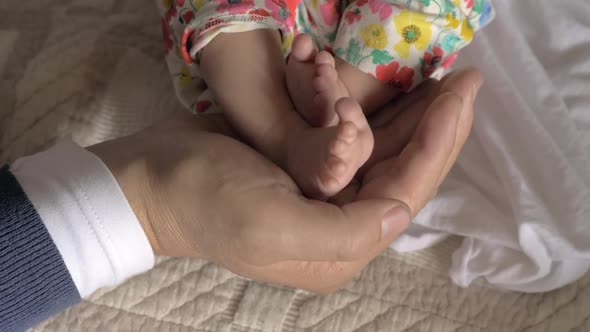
[0,166,80,332]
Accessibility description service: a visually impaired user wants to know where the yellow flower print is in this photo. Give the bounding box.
[359,24,388,50]
[445,12,460,29]
[162,0,172,8]
[312,0,318,8]
[192,0,206,11]
[393,10,433,59]
[178,66,192,88]
[460,18,474,42]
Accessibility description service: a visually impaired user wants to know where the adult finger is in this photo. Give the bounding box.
[251,193,411,263]
[368,79,439,128]
[362,100,429,174]
[358,92,463,216]
[435,68,483,187]
[362,74,464,174]
[227,201,411,293]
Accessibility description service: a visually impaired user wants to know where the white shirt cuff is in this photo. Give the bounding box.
[10,140,155,298]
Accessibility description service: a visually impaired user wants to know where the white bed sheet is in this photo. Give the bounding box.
[393,0,590,292]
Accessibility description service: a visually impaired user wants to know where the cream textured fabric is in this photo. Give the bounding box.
[2,1,590,331]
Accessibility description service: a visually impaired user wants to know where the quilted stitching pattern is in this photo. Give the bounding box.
[27,251,590,332]
[2,1,590,331]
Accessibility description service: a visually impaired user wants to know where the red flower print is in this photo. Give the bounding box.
[215,0,255,15]
[180,10,194,24]
[320,0,339,25]
[442,52,458,69]
[375,62,415,92]
[164,4,178,23]
[422,47,458,78]
[422,46,444,78]
[285,9,295,28]
[356,0,368,7]
[249,8,271,16]
[271,0,288,10]
[195,100,212,113]
[161,18,174,53]
[464,0,474,9]
[345,8,362,24]
[177,0,186,5]
[367,0,392,21]
[265,0,290,23]
[424,46,444,66]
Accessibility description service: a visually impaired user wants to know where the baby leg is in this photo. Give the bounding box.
[201,30,373,199]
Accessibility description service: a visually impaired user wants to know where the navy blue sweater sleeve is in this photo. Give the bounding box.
[0,166,81,332]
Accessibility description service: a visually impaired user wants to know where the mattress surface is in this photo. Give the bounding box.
[1,1,590,331]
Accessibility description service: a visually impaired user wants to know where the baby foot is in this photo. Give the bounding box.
[286,34,349,127]
[287,98,374,199]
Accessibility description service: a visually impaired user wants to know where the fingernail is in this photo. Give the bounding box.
[381,205,411,240]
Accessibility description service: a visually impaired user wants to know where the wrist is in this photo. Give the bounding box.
[87,137,162,255]
[13,140,155,296]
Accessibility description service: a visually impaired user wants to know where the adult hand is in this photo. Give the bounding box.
[337,68,483,216]
[88,68,482,293]
[88,112,405,291]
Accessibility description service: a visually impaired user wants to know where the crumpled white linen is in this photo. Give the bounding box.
[392,0,590,292]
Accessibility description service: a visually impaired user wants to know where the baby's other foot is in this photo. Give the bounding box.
[286,34,349,127]
[288,98,373,199]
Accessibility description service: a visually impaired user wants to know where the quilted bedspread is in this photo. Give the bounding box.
[2,1,590,331]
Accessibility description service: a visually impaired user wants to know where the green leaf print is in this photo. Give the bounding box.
[442,0,455,11]
[370,49,394,65]
[473,0,484,13]
[418,0,431,6]
[324,30,338,44]
[441,34,461,51]
[344,38,362,64]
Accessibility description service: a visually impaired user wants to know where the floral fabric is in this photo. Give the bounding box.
[157,0,494,113]
[333,0,494,91]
